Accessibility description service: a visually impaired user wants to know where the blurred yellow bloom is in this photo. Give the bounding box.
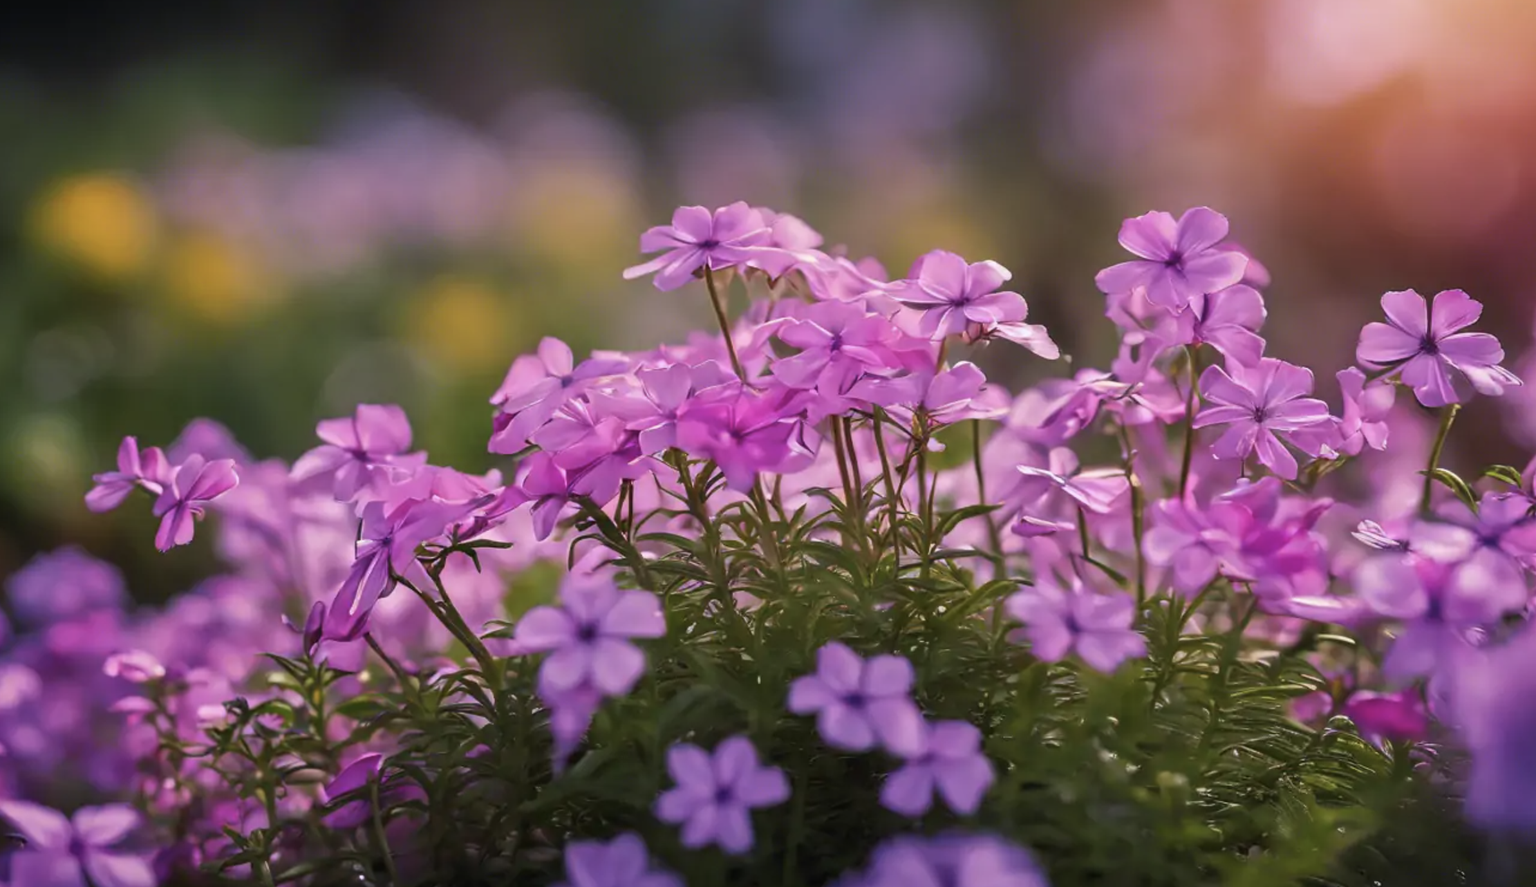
[508,168,639,282]
[161,230,272,325]
[29,173,158,281]
[887,206,998,270]
[404,275,522,376]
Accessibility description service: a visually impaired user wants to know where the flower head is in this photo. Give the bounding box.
[890,251,1027,340]
[291,404,420,501]
[846,833,1049,887]
[0,800,155,887]
[556,833,682,887]
[151,455,240,551]
[85,436,170,512]
[1095,207,1248,312]
[1005,579,1146,672]
[654,735,789,854]
[1356,289,1521,407]
[623,202,773,290]
[1194,357,1332,480]
[787,642,925,756]
[880,720,995,817]
[513,572,665,698]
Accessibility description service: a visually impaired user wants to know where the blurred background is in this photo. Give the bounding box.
[5,0,1536,600]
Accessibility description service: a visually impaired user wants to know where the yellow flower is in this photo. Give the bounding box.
[29,173,158,281]
[404,274,522,376]
[161,230,272,324]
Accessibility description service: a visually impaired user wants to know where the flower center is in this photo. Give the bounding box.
[713,786,734,805]
[1420,335,1439,355]
[1252,406,1269,423]
[699,238,721,250]
[844,691,867,708]
[575,622,599,643]
[1164,250,1184,268]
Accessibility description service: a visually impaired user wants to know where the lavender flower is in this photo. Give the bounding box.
[0,800,155,887]
[880,720,995,817]
[84,436,169,512]
[890,251,1028,340]
[1005,579,1146,672]
[654,735,789,854]
[787,642,925,756]
[150,455,240,551]
[1094,207,1248,312]
[1356,289,1521,407]
[556,833,682,887]
[1194,357,1332,480]
[4,547,126,628]
[291,403,420,501]
[513,573,665,698]
[845,833,1049,887]
[623,202,774,291]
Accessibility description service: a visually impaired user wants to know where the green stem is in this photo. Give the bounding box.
[972,419,1004,562]
[369,774,401,886]
[1178,346,1202,498]
[1420,403,1460,513]
[1119,424,1147,604]
[704,267,747,381]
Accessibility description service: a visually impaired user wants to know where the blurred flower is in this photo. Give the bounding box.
[0,800,155,887]
[161,230,272,324]
[881,720,995,817]
[29,173,157,282]
[4,547,126,629]
[787,642,925,756]
[556,833,681,887]
[403,275,522,376]
[654,736,789,854]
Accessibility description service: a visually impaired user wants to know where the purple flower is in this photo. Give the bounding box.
[853,362,1008,433]
[513,572,665,698]
[1094,207,1248,312]
[1342,690,1427,744]
[489,338,629,454]
[291,404,419,501]
[1356,289,1522,407]
[319,753,426,830]
[771,301,906,390]
[518,452,574,541]
[1194,358,1332,480]
[847,833,1048,887]
[0,800,155,887]
[1173,284,1267,367]
[556,833,682,887]
[324,497,481,640]
[150,455,240,551]
[85,436,170,512]
[880,720,995,817]
[1335,367,1394,456]
[4,547,126,628]
[590,361,734,454]
[1005,580,1146,672]
[653,735,789,854]
[890,251,1027,340]
[1010,448,1130,536]
[623,202,773,291]
[675,388,810,492]
[787,642,925,756]
[1454,623,1536,830]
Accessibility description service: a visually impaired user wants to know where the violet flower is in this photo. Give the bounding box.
[623,202,774,291]
[787,641,925,756]
[0,800,155,887]
[1335,367,1394,456]
[847,833,1049,887]
[653,735,789,854]
[1173,284,1267,367]
[518,452,575,541]
[150,455,240,551]
[1010,448,1130,536]
[489,337,629,454]
[675,388,810,492]
[1356,288,1521,408]
[590,361,734,454]
[513,572,665,698]
[771,300,906,390]
[889,250,1027,340]
[319,753,425,830]
[1193,357,1331,480]
[1094,207,1248,312]
[1005,579,1146,672]
[4,547,126,628]
[853,362,1008,434]
[880,720,995,817]
[1454,622,1536,831]
[291,403,420,501]
[85,436,170,512]
[557,833,682,887]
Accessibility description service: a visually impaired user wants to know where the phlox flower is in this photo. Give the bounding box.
[1342,690,1428,744]
[1010,448,1130,537]
[85,436,170,512]
[1453,622,1536,831]
[489,337,629,454]
[1005,578,1146,672]
[880,720,995,817]
[1094,207,1248,312]
[853,362,1008,435]
[675,387,813,492]
[1194,357,1331,479]
[889,250,1028,340]
[518,452,575,541]
[653,735,789,854]
[0,800,155,887]
[319,753,425,830]
[1356,289,1521,408]
[556,833,681,887]
[589,361,734,454]
[1333,367,1394,456]
[5,547,126,628]
[291,403,421,501]
[151,455,240,552]
[512,572,665,699]
[1173,284,1267,367]
[771,300,907,390]
[623,202,774,291]
[845,833,1048,887]
[787,641,925,756]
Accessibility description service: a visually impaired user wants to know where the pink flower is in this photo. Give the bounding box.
[512,572,665,698]
[85,436,171,513]
[786,642,924,756]
[1094,207,1248,312]
[853,362,1008,433]
[623,202,773,291]
[889,251,1028,340]
[291,404,420,501]
[1194,358,1332,479]
[489,338,629,454]
[675,388,811,492]
[0,800,155,887]
[1173,284,1267,367]
[1356,289,1521,408]
[1005,578,1146,672]
[150,455,240,551]
[654,736,789,854]
[879,720,995,817]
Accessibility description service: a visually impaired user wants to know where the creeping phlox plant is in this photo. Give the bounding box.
[4,203,1535,886]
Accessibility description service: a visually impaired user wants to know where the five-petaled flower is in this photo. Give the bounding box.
[623,202,775,291]
[1095,207,1248,312]
[880,720,996,817]
[0,800,156,887]
[1356,289,1521,408]
[890,250,1028,341]
[513,572,666,699]
[654,735,789,854]
[85,436,170,513]
[151,455,240,552]
[1194,357,1332,480]
[291,403,421,501]
[787,641,925,756]
[555,833,682,887]
[1006,579,1146,672]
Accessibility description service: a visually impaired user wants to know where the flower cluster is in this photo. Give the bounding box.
[0,201,1531,884]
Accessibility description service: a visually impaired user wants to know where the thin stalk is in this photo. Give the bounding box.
[872,412,902,560]
[971,419,1004,560]
[369,776,401,886]
[1178,346,1202,497]
[1118,424,1147,604]
[1421,404,1460,513]
[704,267,747,381]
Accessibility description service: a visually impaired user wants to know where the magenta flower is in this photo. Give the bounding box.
[518,452,574,541]
[5,547,126,628]
[489,337,629,454]
[880,720,995,817]
[1010,448,1130,536]
[85,436,170,512]
[319,753,425,830]
[1343,690,1427,744]
[1005,580,1146,672]
[150,455,240,551]
[623,202,773,291]
[1356,289,1522,408]
[1335,367,1394,456]
[291,404,419,501]
[1194,358,1331,480]
[654,735,789,854]
[513,573,665,698]
[1094,207,1248,312]
[1173,284,1267,367]
[557,833,682,887]
[787,642,925,756]
[0,800,155,887]
[770,300,905,390]
[590,362,734,454]
[960,299,1061,360]
[853,362,1008,433]
[675,388,809,492]
[890,251,1027,340]
[850,834,1048,887]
